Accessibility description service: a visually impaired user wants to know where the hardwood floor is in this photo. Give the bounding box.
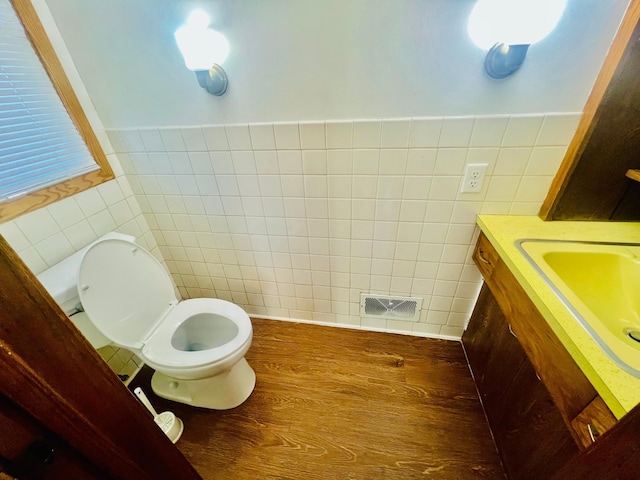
[130,319,504,479]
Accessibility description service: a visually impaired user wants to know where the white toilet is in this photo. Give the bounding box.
[38,233,256,410]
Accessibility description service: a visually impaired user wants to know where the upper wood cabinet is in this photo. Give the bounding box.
[540,0,640,221]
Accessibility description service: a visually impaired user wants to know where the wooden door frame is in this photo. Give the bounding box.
[0,235,201,480]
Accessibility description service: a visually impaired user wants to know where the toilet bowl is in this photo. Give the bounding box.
[77,237,256,410]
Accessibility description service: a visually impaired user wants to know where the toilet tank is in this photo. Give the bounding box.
[37,232,135,348]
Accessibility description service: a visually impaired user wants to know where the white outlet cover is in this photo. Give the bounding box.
[461,163,488,193]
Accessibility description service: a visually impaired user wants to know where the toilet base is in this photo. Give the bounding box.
[151,358,256,410]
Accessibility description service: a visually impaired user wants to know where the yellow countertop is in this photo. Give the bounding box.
[477,214,640,419]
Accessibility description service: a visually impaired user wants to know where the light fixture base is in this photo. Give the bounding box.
[485,43,530,79]
[195,64,228,96]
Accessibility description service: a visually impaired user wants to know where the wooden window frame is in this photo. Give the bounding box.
[0,0,114,223]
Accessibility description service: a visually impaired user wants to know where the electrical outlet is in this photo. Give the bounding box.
[461,163,488,193]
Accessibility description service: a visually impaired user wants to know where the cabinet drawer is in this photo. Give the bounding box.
[473,233,500,279]
[570,396,617,449]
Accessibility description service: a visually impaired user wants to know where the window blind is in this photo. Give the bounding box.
[0,0,98,203]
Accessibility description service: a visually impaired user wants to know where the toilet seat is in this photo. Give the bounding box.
[142,298,252,371]
[78,239,177,350]
[77,240,252,372]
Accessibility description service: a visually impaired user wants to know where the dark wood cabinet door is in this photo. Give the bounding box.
[463,284,526,427]
[494,360,579,479]
[464,285,579,480]
[463,285,497,385]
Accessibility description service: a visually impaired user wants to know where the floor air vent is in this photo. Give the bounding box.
[360,294,422,322]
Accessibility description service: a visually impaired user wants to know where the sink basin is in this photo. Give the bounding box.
[517,239,640,378]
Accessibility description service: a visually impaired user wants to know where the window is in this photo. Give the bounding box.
[0,0,113,223]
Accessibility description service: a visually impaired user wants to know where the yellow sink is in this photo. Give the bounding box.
[517,240,640,377]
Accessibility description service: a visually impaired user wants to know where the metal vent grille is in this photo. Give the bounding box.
[360,294,422,322]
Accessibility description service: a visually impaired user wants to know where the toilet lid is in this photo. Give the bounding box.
[77,239,177,349]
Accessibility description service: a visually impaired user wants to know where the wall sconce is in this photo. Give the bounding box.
[468,0,568,79]
[174,9,230,95]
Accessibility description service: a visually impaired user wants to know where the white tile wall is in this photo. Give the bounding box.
[105,112,580,339]
[0,134,159,380]
[0,173,159,275]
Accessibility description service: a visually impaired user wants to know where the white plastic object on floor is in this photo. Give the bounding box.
[134,387,184,443]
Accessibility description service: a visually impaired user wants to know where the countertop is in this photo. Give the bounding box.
[476,215,640,419]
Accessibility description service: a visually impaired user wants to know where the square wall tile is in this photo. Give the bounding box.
[493,148,532,176]
[119,129,145,152]
[274,123,301,149]
[536,113,581,146]
[254,151,280,174]
[300,122,326,149]
[434,149,467,175]
[0,222,30,251]
[439,117,474,147]
[328,176,352,198]
[376,176,404,199]
[484,176,520,202]
[180,127,207,151]
[380,119,410,148]
[159,128,186,151]
[232,151,257,174]
[326,121,353,149]
[249,123,276,150]
[525,147,566,176]
[211,152,234,174]
[203,126,230,150]
[139,128,164,151]
[514,176,553,202]
[189,152,214,174]
[470,116,508,147]
[409,118,442,147]
[399,199,428,220]
[302,150,327,174]
[35,232,74,266]
[402,175,437,200]
[424,200,454,223]
[353,120,381,148]
[379,149,407,175]
[428,177,460,201]
[278,151,303,174]
[327,150,353,174]
[47,197,86,230]
[76,188,108,217]
[352,150,379,174]
[225,124,253,150]
[352,176,377,199]
[407,149,437,175]
[502,115,544,147]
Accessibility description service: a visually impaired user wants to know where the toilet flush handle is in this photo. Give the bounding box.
[81,284,89,291]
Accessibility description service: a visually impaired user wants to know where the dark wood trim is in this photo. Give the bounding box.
[539,0,640,220]
[0,234,201,480]
[550,401,640,479]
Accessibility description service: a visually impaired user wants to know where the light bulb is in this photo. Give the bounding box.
[468,0,568,50]
[186,9,210,30]
[175,10,230,71]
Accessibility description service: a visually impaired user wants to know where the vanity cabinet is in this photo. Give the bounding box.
[465,286,578,478]
[463,233,618,479]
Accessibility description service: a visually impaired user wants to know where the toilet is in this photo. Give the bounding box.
[38,233,256,410]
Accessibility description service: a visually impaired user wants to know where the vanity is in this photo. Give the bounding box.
[463,215,640,479]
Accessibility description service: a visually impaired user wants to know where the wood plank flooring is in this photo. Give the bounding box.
[130,319,504,479]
